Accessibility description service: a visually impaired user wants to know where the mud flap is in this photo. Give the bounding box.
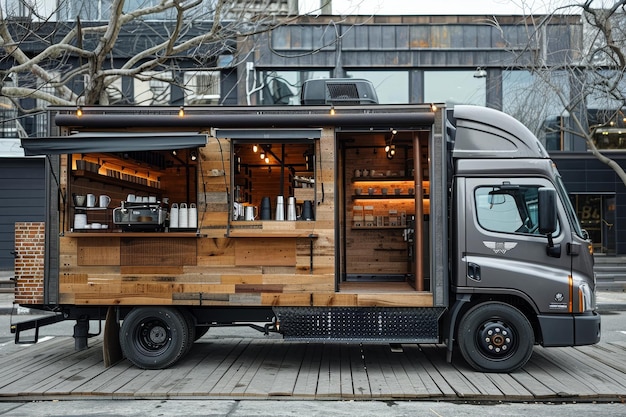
[103,307,123,367]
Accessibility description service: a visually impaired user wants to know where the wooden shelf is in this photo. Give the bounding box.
[352,195,417,200]
[352,176,413,182]
[351,226,405,230]
[72,170,161,194]
[226,221,318,238]
[226,230,318,238]
[65,232,201,238]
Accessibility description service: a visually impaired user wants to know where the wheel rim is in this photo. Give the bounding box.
[475,319,517,360]
[134,318,171,356]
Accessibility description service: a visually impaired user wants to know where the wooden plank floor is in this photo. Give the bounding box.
[0,336,625,401]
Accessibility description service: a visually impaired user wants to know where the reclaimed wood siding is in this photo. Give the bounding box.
[58,128,338,307]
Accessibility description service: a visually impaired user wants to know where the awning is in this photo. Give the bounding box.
[20,132,208,156]
[215,128,321,142]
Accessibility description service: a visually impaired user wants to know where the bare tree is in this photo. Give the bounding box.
[0,0,314,113]
[499,0,626,185]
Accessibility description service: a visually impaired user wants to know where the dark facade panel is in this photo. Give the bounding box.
[0,158,45,270]
[553,153,626,254]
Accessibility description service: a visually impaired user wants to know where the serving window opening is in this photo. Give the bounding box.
[232,140,316,222]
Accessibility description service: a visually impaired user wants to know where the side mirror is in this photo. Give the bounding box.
[538,188,557,235]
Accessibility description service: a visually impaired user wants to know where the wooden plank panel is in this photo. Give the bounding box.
[121,238,196,266]
[356,293,433,307]
[120,266,184,275]
[313,293,358,306]
[78,237,120,266]
[196,237,235,265]
[235,238,296,266]
[261,293,312,306]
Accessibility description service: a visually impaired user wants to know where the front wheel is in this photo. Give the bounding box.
[120,307,190,369]
[457,302,534,373]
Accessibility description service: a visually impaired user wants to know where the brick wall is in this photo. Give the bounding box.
[14,222,45,305]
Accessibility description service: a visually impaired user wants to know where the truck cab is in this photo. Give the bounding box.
[448,105,599,371]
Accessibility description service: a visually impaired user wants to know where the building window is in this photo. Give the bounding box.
[134,71,171,105]
[183,71,221,105]
[35,71,61,136]
[570,193,616,254]
[0,75,18,137]
[588,108,626,150]
[502,70,568,150]
[345,71,409,104]
[424,70,485,106]
[58,0,113,21]
[257,71,330,105]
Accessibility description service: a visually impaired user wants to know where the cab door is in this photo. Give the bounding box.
[459,178,572,310]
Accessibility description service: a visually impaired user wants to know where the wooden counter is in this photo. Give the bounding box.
[66,232,202,238]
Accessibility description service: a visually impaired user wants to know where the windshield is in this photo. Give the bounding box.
[555,175,586,238]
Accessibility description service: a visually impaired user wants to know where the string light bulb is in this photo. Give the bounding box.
[253,144,258,153]
[178,106,185,117]
[329,105,335,115]
[76,106,83,117]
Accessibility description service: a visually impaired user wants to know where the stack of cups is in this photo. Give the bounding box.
[287,197,297,221]
[189,203,198,228]
[179,202,188,228]
[169,203,179,228]
[275,195,285,221]
[260,197,272,220]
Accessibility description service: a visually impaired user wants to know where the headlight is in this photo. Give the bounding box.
[578,282,594,312]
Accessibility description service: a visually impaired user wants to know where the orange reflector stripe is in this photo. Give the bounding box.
[568,275,573,313]
[579,287,584,313]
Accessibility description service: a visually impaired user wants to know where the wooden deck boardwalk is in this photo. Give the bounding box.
[0,335,625,402]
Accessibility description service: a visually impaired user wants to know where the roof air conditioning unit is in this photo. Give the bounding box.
[300,78,379,105]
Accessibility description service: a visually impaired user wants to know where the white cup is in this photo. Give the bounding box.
[149,196,157,203]
[86,193,96,208]
[127,194,135,202]
[99,195,111,208]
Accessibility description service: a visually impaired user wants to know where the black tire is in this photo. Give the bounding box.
[120,307,190,369]
[457,302,534,373]
[180,308,197,353]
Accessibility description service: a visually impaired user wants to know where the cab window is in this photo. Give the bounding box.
[475,185,556,235]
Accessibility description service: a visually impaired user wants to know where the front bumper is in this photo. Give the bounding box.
[538,311,601,347]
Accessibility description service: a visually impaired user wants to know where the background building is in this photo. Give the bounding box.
[1,3,625,270]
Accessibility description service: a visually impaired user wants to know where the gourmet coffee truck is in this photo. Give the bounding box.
[13,79,600,372]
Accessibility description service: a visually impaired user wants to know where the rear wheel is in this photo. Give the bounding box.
[457,302,534,373]
[120,307,190,369]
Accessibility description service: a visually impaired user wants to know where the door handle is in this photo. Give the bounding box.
[467,262,481,282]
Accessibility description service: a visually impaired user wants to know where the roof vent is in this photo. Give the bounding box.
[300,78,379,105]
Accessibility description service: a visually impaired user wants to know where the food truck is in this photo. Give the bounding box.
[13,79,600,372]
